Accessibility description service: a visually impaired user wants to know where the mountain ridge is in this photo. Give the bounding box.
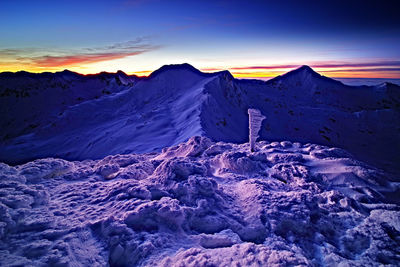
[2,64,400,88]
[3,64,398,89]
[0,64,399,173]
[0,64,321,81]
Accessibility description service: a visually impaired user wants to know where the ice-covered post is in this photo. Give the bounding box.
[248,108,265,152]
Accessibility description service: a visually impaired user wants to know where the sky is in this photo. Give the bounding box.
[1,0,400,78]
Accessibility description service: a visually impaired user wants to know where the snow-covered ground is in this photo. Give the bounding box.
[0,65,399,266]
[0,137,399,266]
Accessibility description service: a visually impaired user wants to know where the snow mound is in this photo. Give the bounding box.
[1,136,399,266]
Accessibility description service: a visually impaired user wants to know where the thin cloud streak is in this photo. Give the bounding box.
[225,61,400,71]
[0,39,162,68]
[229,65,298,70]
[200,61,400,79]
[28,45,160,68]
[31,51,145,67]
[312,61,400,69]
[321,68,400,72]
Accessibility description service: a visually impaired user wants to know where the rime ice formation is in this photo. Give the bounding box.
[0,136,399,266]
[1,64,399,173]
[248,108,265,152]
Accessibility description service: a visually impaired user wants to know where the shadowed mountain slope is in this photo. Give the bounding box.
[0,64,399,172]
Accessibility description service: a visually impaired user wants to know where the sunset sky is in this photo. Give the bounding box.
[1,0,399,78]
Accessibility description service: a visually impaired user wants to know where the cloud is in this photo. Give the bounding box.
[0,49,24,57]
[30,51,145,67]
[28,45,159,68]
[226,61,400,71]
[0,38,161,68]
[311,61,400,69]
[200,65,297,72]
[201,61,400,79]
[201,68,225,72]
[321,67,400,72]
[229,65,299,70]
[0,48,44,58]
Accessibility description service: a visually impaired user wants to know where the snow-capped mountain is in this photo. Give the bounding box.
[0,69,138,141]
[1,65,399,266]
[0,64,399,173]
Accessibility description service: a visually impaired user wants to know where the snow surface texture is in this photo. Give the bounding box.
[248,109,265,152]
[1,64,399,173]
[1,136,399,266]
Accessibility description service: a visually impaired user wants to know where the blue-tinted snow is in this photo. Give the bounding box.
[0,65,399,173]
[0,137,399,266]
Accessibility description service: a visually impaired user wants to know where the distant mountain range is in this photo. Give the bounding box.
[1,64,399,172]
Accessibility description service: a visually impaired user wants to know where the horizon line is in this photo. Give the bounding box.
[1,64,400,80]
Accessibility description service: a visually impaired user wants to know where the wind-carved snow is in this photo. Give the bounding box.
[0,137,399,266]
[248,108,265,152]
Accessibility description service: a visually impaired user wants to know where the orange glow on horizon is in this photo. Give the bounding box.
[201,67,400,79]
[1,65,399,79]
[128,70,152,76]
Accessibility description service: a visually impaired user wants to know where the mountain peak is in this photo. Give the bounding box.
[376,81,400,90]
[57,69,80,77]
[297,65,314,72]
[215,70,234,79]
[116,70,127,75]
[267,65,317,82]
[291,65,319,76]
[149,63,203,78]
[60,69,74,74]
[267,64,345,86]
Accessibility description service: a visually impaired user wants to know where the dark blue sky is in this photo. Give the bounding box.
[1,0,399,77]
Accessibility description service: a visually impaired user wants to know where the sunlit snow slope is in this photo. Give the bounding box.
[0,137,399,266]
[0,64,399,172]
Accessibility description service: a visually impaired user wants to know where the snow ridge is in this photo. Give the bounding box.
[0,64,399,173]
